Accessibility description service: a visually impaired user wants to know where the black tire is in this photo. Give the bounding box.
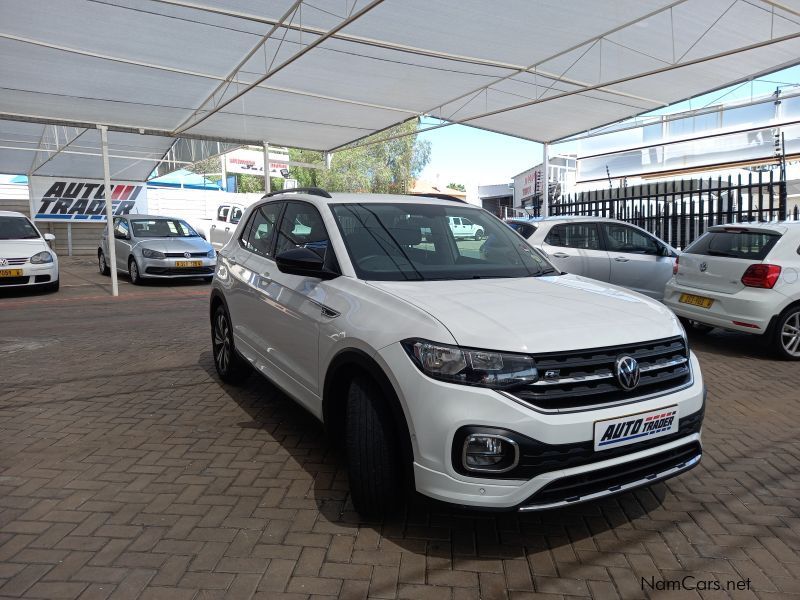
[98,251,110,276]
[211,304,251,383]
[772,305,800,360]
[474,229,484,241]
[679,317,714,335]
[128,257,143,285]
[345,375,404,517]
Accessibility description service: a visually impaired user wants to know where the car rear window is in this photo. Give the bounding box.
[507,222,537,238]
[684,230,781,260]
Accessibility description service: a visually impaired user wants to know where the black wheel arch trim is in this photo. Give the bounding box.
[323,347,415,484]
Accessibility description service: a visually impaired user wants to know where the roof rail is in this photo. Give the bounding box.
[263,187,332,199]
[409,192,466,203]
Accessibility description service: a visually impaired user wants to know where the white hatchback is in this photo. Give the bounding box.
[664,222,800,359]
[0,210,59,292]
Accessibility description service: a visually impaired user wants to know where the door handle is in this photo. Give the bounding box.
[552,252,570,259]
[614,256,630,262]
[211,224,216,229]
[225,227,230,232]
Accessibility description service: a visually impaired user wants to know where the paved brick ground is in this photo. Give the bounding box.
[1,257,799,600]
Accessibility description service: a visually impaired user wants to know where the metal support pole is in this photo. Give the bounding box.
[99,125,119,297]
[541,143,549,218]
[26,172,35,220]
[263,141,270,194]
[67,223,73,257]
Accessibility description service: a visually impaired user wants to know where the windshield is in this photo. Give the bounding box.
[0,216,41,240]
[130,219,198,238]
[330,203,555,281]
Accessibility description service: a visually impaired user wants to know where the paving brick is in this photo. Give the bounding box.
[0,261,798,600]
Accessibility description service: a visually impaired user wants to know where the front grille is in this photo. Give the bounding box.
[509,336,690,411]
[521,441,701,509]
[145,266,214,276]
[1,257,27,265]
[0,276,30,285]
[164,252,209,258]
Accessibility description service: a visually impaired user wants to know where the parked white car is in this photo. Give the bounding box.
[192,203,246,250]
[209,190,705,516]
[664,222,800,359]
[0,210,59,292]
[501,217,678,300]
[448,215,484,240]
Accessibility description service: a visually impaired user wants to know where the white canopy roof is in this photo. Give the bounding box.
[2,0,800,177]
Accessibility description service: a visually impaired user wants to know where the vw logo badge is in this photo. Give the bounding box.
[615,355,641,391]
[184,252,192,258]
[699,262,708,272]
[0,258,7,266]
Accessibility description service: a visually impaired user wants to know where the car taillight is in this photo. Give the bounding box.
[741,264,781,289]
[672,256,679,275]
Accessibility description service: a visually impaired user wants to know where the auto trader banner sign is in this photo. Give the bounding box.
[31,176,148,222]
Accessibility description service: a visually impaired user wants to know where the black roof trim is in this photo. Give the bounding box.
[263,187,332,199]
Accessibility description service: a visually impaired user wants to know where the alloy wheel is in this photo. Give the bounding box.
[98,252,105,273]
[213,312,231,373]
[780,310,800,357]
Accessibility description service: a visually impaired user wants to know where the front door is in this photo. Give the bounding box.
[600,222,674,298]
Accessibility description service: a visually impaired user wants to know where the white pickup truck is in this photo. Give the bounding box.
[192,204,245,250]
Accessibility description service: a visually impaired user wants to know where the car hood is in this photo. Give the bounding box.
[133,237,211,253]
[367,274,682,353]
[0,239,49,258]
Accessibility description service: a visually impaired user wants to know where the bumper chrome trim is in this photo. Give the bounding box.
[518,452,701,512]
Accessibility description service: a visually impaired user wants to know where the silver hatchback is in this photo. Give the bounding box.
[98,215,216,284]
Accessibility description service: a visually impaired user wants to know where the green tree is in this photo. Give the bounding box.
[448,182,466,192]
[185,156,221,183]
[288,120,431,193]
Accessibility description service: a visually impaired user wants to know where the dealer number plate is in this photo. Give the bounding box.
[175,261,202,268]
[0,269,23,277]
[594,406,678,451]
[679,293,714,309]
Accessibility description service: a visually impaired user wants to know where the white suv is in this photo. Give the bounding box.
[448,215,484,240]
[664,222,800,359]
[210,189,705,515]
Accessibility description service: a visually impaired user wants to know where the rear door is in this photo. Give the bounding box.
[540,222,610,281]
[113,218,132,271]
[600,222,675,298]
[676,226,783,294]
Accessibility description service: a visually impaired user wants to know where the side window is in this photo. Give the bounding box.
[462,218,473,227]
[545,223,601,250]
[602,223,659,255]
[217,206,230,221]
[230,206,243,224]
[114,218,129,238]
[240,203,282,258]
[275,202,330,259]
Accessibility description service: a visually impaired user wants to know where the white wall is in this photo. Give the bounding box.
[0,183,263,255]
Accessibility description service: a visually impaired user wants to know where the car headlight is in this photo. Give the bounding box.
[30,251,53,264]
[402,339,538,389]
[141,248,165,259]
[207,248,216,259]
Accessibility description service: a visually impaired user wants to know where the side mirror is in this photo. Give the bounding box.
[114,231,130,240]
[43,233,55,241]
[275,247,338,280]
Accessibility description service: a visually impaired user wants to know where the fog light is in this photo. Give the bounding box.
[462,434,519,474]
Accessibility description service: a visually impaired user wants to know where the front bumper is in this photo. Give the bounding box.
[0,262,58,287]
[664,280,779,334]
[139,256,216,278]
[377,343,705,510]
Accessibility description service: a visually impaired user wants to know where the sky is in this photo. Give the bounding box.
[416,65,800,194]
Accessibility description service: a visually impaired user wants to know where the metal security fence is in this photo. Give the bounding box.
[546,171,792,250]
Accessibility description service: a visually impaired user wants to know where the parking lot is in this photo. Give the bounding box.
[0,258,798,600]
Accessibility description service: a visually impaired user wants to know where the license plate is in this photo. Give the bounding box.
[175,261,202,267]
[679,293,714,309]
[0,269,23,277]
[594,406,678,451]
